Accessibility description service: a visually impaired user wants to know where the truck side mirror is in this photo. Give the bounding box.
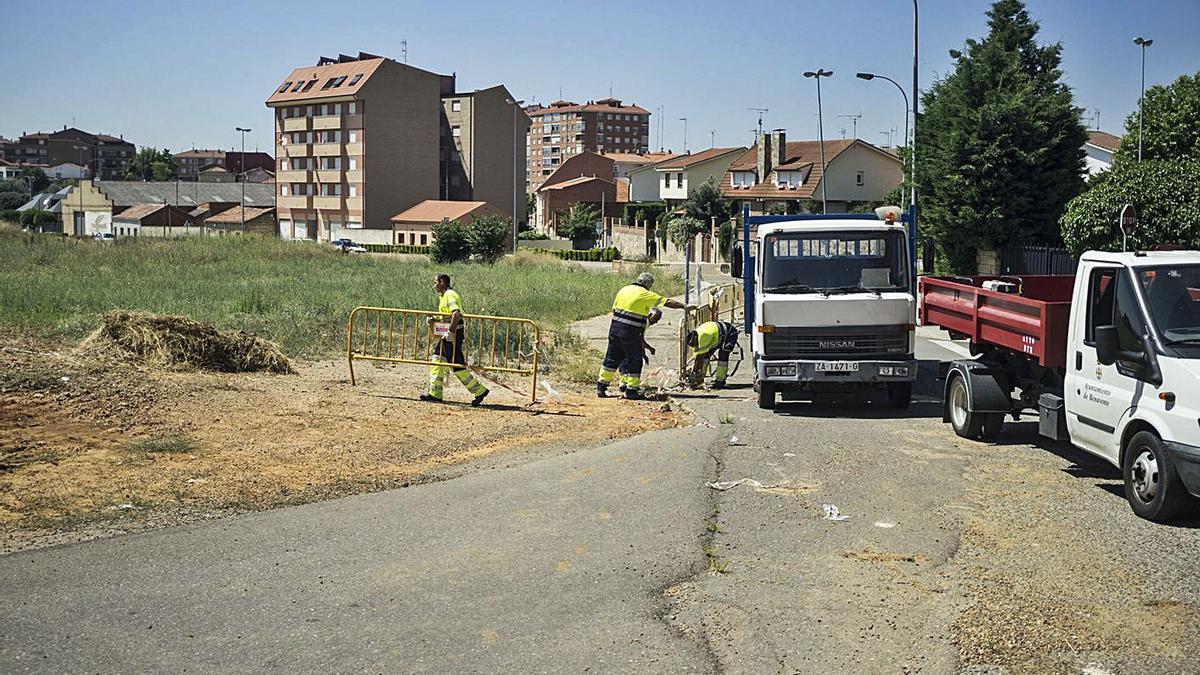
[730,245,743,278]
[1095,325,1120,366]
[921,239,935,275]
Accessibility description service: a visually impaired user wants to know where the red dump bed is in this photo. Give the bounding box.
[919,275,1075,369]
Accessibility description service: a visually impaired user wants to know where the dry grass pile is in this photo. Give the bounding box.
[83,310,295,374]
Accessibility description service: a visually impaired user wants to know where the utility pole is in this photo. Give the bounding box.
[838,113,863,139]
[679,117,688,153]
[235,127,251,233]
[803,69,833,214]
[1134,37,1153,162]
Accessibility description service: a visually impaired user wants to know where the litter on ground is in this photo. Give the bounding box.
[822,504,850,521]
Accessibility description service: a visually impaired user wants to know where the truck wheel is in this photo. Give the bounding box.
[947,375,984,439]
[981,413,1004,439]
[757,380,776,410]
[1123,431,1189,522]
[886,382,912,410]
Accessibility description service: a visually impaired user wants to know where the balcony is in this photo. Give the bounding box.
[313,143,343,157]
[344,114,363,129]
[313,195,345,210]
[277,170,311,183]
[277,195,312,210]
[346,196,364,211]
[282,117,310,132]
[282,144,311,158]
[315,169,343,183]
[345,142,363,155]
[312,116,342,131]
[345,170,363,183]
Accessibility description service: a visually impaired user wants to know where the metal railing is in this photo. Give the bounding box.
[678,282,744,384]
[346,306,542,402]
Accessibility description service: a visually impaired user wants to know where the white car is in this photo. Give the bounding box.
[332,238,367,254]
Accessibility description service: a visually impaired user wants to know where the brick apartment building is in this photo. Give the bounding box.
[525,98,650,192]
[441,86,530,225]
[0,127,134,180]
[173,149,276,181]
[266,52,526,243]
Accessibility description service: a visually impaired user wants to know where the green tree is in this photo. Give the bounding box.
[915,0,1087,272]
[665,215,706,248]
[556,203,600,249]
[465,214,511,263]
[124,147,175,181]
[0,184,28,210]
[16,167,50,193]
[523,193,536,231]
[1060,159,1200,254]
[429,219,471,263]
[1112,71,1200,165]
[682,177,728,224]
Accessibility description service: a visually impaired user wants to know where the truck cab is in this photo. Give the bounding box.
[738,211,917,410]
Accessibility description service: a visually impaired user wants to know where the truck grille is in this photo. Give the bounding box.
[763,325,910,360]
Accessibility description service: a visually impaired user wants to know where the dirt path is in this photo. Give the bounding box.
[1,348,681,553]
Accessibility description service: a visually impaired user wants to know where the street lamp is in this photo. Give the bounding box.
[72,144,88,236]
[857,72,911,208]
[679,117,688,153]
[1134,36,1153,162]
[803,69,833,214]
[235,127,251,233]
[505,97,524,252]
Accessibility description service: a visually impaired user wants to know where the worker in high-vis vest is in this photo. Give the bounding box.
[420,273,489,406]
[618,307,662,393]
[686,320,740,389]
[598,273,692,400]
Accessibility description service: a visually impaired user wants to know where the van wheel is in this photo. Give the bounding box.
[757,380,776,410]
[1123,431,1189,522]
[886,382,912,410]
[947,375,984,438]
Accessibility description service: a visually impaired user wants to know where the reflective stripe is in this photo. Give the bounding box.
[612,314,646,328]
[598,366,617,383]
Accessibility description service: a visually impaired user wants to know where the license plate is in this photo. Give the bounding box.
[432,322,451,337]
[815,361,859,372]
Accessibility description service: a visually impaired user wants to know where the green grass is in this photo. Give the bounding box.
[125,434,200,455]
[0,233,679,359]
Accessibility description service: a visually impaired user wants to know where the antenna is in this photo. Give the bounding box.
[839,128,847,139]
[747,107,769,137]
[657,106,665,151]
[401,39,407,63]
[838,113,863,139]
[609,81,613,98]
[709,130,715,148]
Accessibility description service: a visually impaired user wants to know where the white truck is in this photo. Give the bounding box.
[921,250,1200,521]
[734,210,918,411]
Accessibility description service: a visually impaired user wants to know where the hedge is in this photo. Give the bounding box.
[362,243,432,254]
[546,247,622,262]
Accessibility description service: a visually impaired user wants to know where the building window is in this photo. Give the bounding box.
[732,171,755,187]
[281,184,289,196]
[349,74,363,86]
[320,184,342,196]
[420,233,427,245]
[348,157,358,170]
[278,81,293,93]
[347,102,357,114]
[291,82,305,92]
[676,174,683,188]
[348,130,358,143]
[451,100,461,112]
[452,126,461,138]
[856,171,864,187]
[349,185,358,197]
[279,159,289,171]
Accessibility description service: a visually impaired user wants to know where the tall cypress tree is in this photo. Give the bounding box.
[916,0,1086,273]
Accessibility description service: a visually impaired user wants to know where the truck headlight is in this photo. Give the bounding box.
[765,364,797,377]
[880,365,909,377]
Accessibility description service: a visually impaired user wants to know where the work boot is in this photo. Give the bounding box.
[419,393,443,403]
[624,388,644,401]
[596,382,609,398]
[471,390,489,407]
[618,382,627,393]
[711,381,726,390]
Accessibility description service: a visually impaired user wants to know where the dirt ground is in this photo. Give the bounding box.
[0,344,682,553]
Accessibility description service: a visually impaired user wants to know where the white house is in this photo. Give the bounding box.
[1084,130,1122,177]
[627,147,744,204]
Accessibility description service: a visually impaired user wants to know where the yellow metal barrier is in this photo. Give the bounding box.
[678,282,744,384]
[346,306,542,402]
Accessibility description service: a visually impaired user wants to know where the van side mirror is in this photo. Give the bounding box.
[921,239,935,275]
[730,245,743,279]
[1095,325,1120,366]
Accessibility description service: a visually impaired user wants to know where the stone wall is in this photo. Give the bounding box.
[977,248,1000,275]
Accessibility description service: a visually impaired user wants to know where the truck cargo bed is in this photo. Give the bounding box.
[919,275,1074,369]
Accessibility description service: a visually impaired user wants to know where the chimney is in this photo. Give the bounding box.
[770,129,787,172]
[756,133,772,179]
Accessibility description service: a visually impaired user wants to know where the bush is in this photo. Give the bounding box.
[19,210,37,226]
[429,219,470,263]
[623,201,666,226]
[543,247,620,262]
[518,230,550,240]
[362,243,431,254]
[556,203,601,249]
[1060,159,1200,254]
[465,215,510,263]
[0,209,20,224]
[665,215,706,248]
[32,211,57,229]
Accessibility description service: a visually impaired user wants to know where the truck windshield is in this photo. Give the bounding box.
[762,230,908,293]
[1134,265,1200,345]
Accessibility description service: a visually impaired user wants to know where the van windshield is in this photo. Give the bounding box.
[761,230,908,293]
[1134,265,1200,346]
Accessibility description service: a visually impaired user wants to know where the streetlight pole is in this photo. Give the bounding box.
[803,69,833,214]
[506,97,524,253]
[856,72,910,208]
[1134,37,1153,162]
[911,0,919,211]
[72,144,88,237]
[235,127,251,233]
[678,117,688,153]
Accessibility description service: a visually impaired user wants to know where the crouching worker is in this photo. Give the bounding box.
[686,320,739,389]
[619,307,661,393]
[598,273,691,400]
[420,273,489,407]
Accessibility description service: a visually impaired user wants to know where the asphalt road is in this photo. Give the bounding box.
[3,327,1200,673]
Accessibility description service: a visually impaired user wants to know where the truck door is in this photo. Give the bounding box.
[1066,265,1143,461]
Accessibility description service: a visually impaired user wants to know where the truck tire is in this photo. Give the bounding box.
[886,382,912,410]
[1123,431,1190,522]
[947,374,984,439]
[757,380,776,410]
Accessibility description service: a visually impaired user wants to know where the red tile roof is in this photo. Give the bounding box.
[206,206,275,224]
[539,176,611,191]
[653,147,745,170]
[721,139,895,200]
[113,203,170,222]
[1087,130,1122,152]
[527,99,650,116]
[390,200,497,223]
[267,57,389,105]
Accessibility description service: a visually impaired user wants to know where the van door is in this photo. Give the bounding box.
[1066,265,1144,461]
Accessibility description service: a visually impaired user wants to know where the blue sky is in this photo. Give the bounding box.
[3,0,1196,156]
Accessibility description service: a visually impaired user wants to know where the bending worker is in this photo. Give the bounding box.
[686,319,739,389]
[420,273,489,407]
[598,273,691,400]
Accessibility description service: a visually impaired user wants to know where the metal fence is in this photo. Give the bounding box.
[678,282,744,384]
[346,306,542,402]
[1000,243,1078,276]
